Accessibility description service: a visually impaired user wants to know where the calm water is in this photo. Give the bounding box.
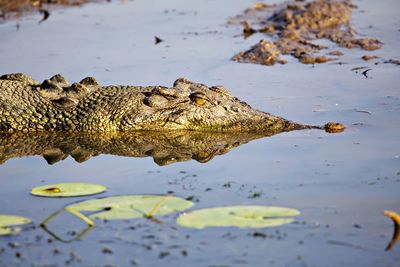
[0,0,399,266]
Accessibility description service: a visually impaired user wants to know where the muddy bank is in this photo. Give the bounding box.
[0,0,105,20]
[230,0,382,65]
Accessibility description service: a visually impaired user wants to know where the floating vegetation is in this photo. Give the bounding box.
[40,208,94,243]
[39,195,192,241]
[0,214,31,235]
[31,182,107,197]
[176,205,300,229]
[65,195,193,221]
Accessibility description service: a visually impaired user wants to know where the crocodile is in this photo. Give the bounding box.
[0,73,344,134]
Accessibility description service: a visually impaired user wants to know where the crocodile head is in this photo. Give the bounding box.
[0,73,342,133]
[122,78,304,133]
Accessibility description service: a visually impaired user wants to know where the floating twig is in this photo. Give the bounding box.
[38,9,50,24]
[154,36,163,44]
[354,109,372,115]
[384,210,400,251]
[362,69,371,78]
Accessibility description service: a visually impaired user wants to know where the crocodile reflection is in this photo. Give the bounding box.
[0,131,279,166]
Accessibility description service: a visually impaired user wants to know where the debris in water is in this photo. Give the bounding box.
[354,109,372,115]
[155,36,163,44]
[384,210,400,251]
[242,20,256,38]
[362,55,379,61]
[351,66,368,72]
[101,247,113,254]
[38,9,50,24]
[361,69,371,78]
[324,122,345,133]
[383,59,400,65]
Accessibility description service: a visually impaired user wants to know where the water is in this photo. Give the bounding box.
[0,0,399,266]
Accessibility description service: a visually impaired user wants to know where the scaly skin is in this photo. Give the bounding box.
[0,73,342,134]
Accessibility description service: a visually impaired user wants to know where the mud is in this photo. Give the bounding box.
[0,0,104,20]
[232,39,286,66]
[362,55,379,61]
[230,0,382,65]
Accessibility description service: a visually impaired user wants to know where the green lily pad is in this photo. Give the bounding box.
[67,195,193,220]
[0,215,32,235]
[176,205,300,229]
[31,182,107,197]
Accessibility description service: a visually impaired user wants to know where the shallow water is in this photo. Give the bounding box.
[0,0,399,266]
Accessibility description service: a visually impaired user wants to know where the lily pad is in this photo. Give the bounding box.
[31,182,107,197]
[66,195,193,220]
[176,205,300,229]
[0,215,32,235]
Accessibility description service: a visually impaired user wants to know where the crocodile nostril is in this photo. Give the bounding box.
[144,94,169,108]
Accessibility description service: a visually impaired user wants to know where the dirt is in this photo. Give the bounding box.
[230,0,382,65]
[362,55,379,61]
[232,39,286,65]
[0,0,105,20]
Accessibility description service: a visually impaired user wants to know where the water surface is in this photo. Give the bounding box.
[0,0,399,266]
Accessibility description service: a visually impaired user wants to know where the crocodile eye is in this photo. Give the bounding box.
[190,93,209,106]
[194,97,207,106]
